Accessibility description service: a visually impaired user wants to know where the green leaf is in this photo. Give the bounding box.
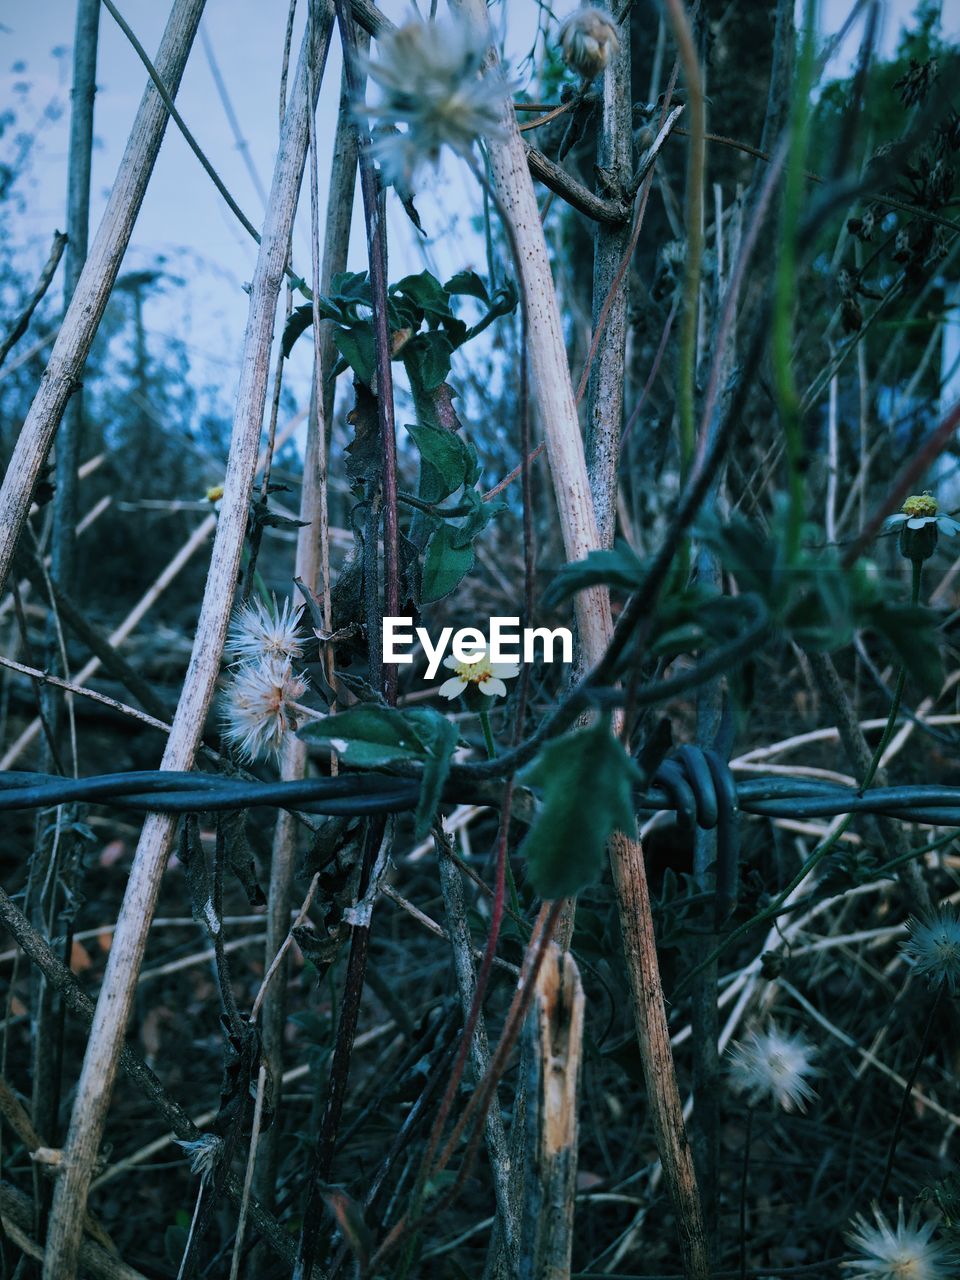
[298,705,432,765]
[449,486,500,548]
[542,540,646,608]
[403,330,455,392]
[406,423,471,503]
[297,706,458,838]
[520,719,642,899]
[333,325,376,388]
[421,523,475,602]
[393,270,453,323]
[410,712,458,839]
[444,269,490,303]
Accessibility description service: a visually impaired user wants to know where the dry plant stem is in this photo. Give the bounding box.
[370,901,563,1272]
[0,1183,145,1280]
[294,819,387,1279]
[335,0,400,702]
[518,944,585,1280]
[41,18,331,1277]
[438,847,518,1267]
[256,5,351,1211]
[662,0,704,472]
[0,0,207,601]
[0,887,306,1274]
[448,5,708,1274]
[52,0,100,590]
[0,231,67,369]
[586,5,632,551]
[805,650,930,915]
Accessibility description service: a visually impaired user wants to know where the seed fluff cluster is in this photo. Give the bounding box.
[726,1024,818,1113]
[902,905,960,994]
[844,1200,957,1279]
[558,7,620,82]
[360,15,512,193]
[221,596,309,762]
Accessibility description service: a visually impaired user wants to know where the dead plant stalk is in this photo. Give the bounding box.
[41,13,332,1277]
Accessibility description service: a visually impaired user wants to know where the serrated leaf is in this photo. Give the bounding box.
[406,422,471,503]
[520,719,642,899]
[444,269,489,303]
[421,523,475,602]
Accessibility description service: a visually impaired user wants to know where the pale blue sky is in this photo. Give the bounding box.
[1,0,951,434]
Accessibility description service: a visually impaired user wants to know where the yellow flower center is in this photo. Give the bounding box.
[902,493,937,518]
[454,657,492,684]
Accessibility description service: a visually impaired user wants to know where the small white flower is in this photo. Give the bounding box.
[360,15,512,192]
[222,656,308,761]
[902,907,960,994]
[226,596,305,664]
[437,647,519,701]
[844,1200,956,1279]
[558,6,620,82]
[727,1025,818,1113]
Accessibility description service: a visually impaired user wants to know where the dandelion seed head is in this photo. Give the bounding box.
[222,656,308,761]
[727,1024,818,1113]
[903,907,960,994]
[844,1200,956,1279]
[176,1134,224,1180]
[361,16,511,192]
[226,596,305,664]
[558,7,620,82]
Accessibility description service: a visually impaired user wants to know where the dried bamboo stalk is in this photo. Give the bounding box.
[449,5,709,1275]
[0,0,206,599]
[41,17,331,1277]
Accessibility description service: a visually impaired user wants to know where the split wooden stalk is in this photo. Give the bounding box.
[451,3,709,1275]
[41,17,332,1278]
[0,0,206,601]
[518,944,584,1280]
[439,851,519,1273]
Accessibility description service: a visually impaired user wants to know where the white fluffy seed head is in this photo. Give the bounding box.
[360,15,511,192]
[727,1024,818,1113]
[221,657,308,762]
[843,1200,956,1279]
[558,6,620,81]
[226,596,305,664]
[902,907,960,994]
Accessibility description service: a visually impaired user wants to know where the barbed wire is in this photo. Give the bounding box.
[3,764,960,828]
